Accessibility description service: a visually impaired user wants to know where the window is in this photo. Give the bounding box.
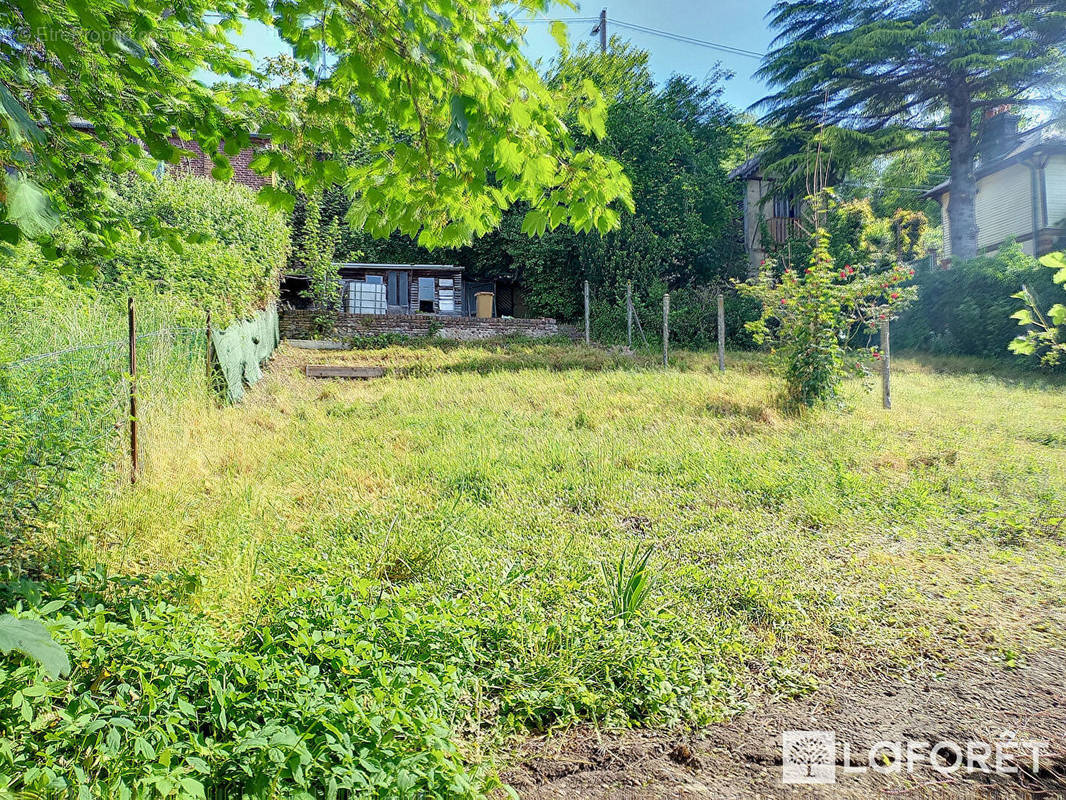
[438,277,454,313]
[418,277,435,312]
[773,193,797,219]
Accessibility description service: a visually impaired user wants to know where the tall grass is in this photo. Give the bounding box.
[7,338,1066,798]
[0,256,211,546]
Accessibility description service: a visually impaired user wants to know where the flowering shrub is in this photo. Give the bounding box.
[739,226,916,409]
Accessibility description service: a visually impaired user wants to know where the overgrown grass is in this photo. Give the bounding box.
[9,339,1066,797]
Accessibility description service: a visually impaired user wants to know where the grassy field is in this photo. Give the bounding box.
[22,338,1066,794]
[66,341,1066,672]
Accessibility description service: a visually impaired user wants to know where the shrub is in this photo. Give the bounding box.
[894,241,1060,362]
[739,224,916,408]
[1010,251,1066,366]
[103,176,291,325]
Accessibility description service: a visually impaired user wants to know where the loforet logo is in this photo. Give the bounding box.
[782,730,836,784]
[781,729,1048,785]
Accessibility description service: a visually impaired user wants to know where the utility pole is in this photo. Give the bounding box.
[593,8,607,53]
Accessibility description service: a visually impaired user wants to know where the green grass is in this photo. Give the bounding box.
[13,339,1066,797]
[61,340,1066,665]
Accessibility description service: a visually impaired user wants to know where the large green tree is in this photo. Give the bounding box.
[757,0,1066,261]
[304,40,745,322]
[1,0,632,264]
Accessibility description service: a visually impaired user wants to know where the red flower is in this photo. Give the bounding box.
[839,271,846,279]
[780,298,788,305]
[890,291,899,300]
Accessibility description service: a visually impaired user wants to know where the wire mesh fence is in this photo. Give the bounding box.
[0,321,209,536]
[584,281,756,365]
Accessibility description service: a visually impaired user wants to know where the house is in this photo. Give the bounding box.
[730,155,804,274]
[923,116,1066,259]
[163,134,273,191]
[281,263,466,315]
[69,118,272,191]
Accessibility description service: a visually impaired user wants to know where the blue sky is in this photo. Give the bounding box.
[224,1,777,113]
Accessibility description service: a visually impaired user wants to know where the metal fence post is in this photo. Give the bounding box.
[662,293,670,367]
[717,292,726,372]
[881,318,891,409]
[128,296,139,483]
[584,280,590,345]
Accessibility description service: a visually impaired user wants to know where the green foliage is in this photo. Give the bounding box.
[894,242,1059,363]
[845,140,949,223]
[891,209,928,263]
[1009,252,1066,366]
[0,0,257,252]
[602,546,656,625]
[240,0,633,248]
[103,177,290,326]
[303,42,746,346]
[590,286,760,350]
[0,565,741,798]
[3,0,631,257]
[0,614,69,679]
[297,198,342,336]
[0,250,210,535]
[740,199,917,407]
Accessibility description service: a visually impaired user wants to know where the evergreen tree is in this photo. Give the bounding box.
[757,0,1066,260]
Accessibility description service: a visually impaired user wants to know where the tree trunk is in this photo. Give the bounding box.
[947,88,978,262]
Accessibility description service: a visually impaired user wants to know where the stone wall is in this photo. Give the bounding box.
[279,309,568,341]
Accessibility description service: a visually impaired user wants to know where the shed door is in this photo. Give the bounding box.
[386,271,408,308]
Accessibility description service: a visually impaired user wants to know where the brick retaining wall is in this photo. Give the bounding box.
[279,310,568,341]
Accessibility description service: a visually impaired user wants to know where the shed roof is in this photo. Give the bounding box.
[334,262,462,272]
[728,153,764,181]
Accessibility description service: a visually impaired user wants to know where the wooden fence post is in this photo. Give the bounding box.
[717,292,726,372]
[662,293,670,367]
[881,318,891,409]
[584,280,590,345]
[626,281,633,349]
[128,296,139,483]
[205,308,214,385]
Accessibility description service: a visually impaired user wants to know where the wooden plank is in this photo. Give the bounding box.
[288,339,350,350]
[304,365,385,379]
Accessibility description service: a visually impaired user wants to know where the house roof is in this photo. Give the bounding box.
[729,154,764,181]
[923,121,1066,199]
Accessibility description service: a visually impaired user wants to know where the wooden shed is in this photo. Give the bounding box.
[336,263,463,316]
[280,263,464,315]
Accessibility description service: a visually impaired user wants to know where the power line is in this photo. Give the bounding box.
[610,20,764,60]
[523,15,766,60]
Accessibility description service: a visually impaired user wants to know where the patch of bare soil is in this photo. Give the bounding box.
[502,651,1066,799]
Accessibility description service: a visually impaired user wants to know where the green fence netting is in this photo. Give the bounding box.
[211,304,279,404]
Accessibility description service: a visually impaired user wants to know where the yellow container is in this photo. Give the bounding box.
[475,291,494,319]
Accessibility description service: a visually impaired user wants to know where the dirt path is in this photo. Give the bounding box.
[502,651,1066,799]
